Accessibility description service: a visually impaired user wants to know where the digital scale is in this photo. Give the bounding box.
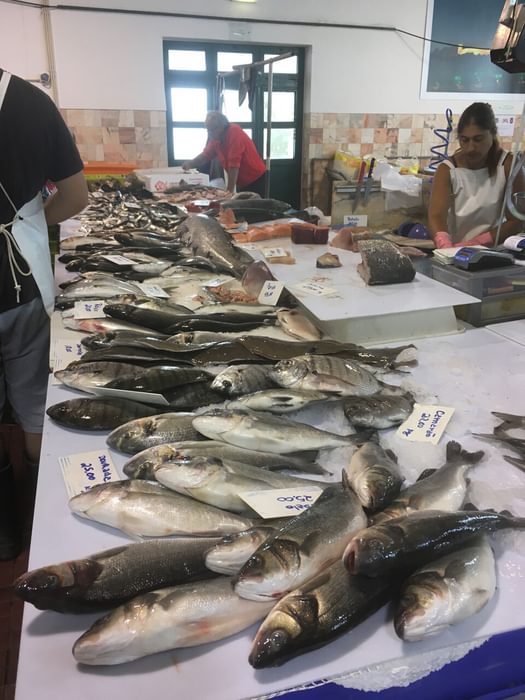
[453,247,516,271]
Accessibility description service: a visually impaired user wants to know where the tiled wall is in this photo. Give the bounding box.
[61,109,169,169]
[61,108,520,209]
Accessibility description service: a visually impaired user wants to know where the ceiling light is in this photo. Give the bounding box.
[230,0,257,3]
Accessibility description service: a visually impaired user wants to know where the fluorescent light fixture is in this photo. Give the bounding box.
[230,0,257,3]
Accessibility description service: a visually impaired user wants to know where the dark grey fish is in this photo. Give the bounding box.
[106,412,205,454]
[14,537,220,613]
[54,361,142,393]
[46,397,162,430]
[106,366,211,392]
[211,364,277,396]
[343,393,415,429]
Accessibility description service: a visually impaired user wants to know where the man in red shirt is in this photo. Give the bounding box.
[182,111,267,196]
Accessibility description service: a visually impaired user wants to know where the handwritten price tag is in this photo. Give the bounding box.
[73,300,106,319]
[396,403,455,445]
[102,254,135,265]
[240,486,323,519]
[262,247,288,259]
[204,277,233,287]
[51,338,84,372]
[137,283,170,298]
[257,280,284,306]
[59,449,119,499]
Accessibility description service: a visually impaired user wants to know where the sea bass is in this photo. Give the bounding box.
[343,508,525,578]
[228,388,330,414]
[394,537,497,641]
[192,408,359,454]
[73,577,273,665]
[106,412,205,454]
[69,479,254,537]
[344,440,404,511]
[46,397,162,431]
[233,478,367,601]
[14,537,220,613]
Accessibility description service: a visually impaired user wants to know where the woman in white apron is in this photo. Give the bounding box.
[428,102,524,249]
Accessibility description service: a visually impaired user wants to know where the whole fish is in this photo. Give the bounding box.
[61,315,158,336]
[46,397,162,430]
[81,330,170,350]
[249,561,396,668]
[394,538,497,642]
[178,214,251,278]
[228,388,330,414]
[60,235,119,251]
[54,361,142,393]
[123,440,327,480]
[72,577,273,666]
[233,478,367,601]
[106,412,205,454]
[343,393,415,430]
[211,364,276,396]
[474,411,525,458]
[105,365,211,393]
[344,440,404,512]
[276,309,322,341]
[370,441,484,525]
[205,524,285,575]
[155,456,329,513]
[192,408,360,454]
[102,302,192,334]
[270,354,403,396]
[13,537,220,613]
[343,508,525,578]
[69,479,254,537]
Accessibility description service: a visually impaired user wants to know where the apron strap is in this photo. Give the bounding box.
[0,71,11,112]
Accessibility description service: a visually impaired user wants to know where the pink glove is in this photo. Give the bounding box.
[453,232,493,248]
[434,231,453,249]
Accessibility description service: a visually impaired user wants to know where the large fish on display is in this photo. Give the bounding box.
[46,397,163,430]
[106,413,205,454]
[343,393,415,430]
[72,577,274,666]
[14,537,221,613]
[343,439,404,512]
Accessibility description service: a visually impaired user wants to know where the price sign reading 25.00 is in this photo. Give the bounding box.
[240,486,324,519]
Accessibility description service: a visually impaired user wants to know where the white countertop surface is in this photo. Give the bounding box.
[14,326,525,700]
[487,319,525,346]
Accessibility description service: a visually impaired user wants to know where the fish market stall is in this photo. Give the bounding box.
[245,239,479,345]
[14,325,525,700]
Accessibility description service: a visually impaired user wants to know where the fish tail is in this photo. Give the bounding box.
[492,411,524,425]
[446,440,484,465]
[504,455,525,473]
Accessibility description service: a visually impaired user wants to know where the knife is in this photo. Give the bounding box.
[362,157,376,207]
[352,161,367,212]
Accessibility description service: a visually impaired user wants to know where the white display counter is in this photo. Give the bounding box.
[14,327,525,700]
[248,240,479,344]
[487,319,525,346]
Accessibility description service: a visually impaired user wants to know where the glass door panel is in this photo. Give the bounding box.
[172,128,207,160]
[263,91,295,122]
[170,87,208,122]
[168,50,206,71]
[222,89,253,122]
[264,128,295,159]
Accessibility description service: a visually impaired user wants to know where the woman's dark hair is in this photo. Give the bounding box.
[457,102,501,176]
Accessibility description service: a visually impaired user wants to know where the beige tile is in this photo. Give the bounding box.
[324,127,337,143]
[398,115,412,128]
[309,128,323,144]
[322,113,337,128]
[398,128,412,144]
[119,127,136,145]
[387,114,401,128]
[84,110,101,128]
[373,128,387,144]
[365,114,387,128]
[310,113,323,128]
[360,143,374,156]
[95,144,105,161]
[336,113,350,128]
[74,126,101,145]
[321,144,336,158]
[136,127,152,144]
[65,110,86,127]
[413,114,425,129]
[102,127,120,145]
[386,128,398,144]
[361,128,374,143]
[118,110,134,127]
[346,143,360,156]
[411,128,423,142]
[348,114,364,128]
[150,111,167,128]
[149,128,167,145]
[101,110,119,127]
[134,110,151,128]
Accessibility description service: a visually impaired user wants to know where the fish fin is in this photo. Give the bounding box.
[462,502,479,511]
[351,429,377,446]
[504,455,525,473]
[289,593,320,626]
[385,449,398,464]
[492,411,523,425]
[446,441,462,460]
[473,432,499,441]
[415,468,437,482]
[447,440,484,466]
[300,531,323,556]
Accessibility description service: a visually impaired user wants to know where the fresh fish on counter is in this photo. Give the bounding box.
[269,354,405,397]
[343,508,525,578]
[205,524,287,575]
[105,366,211,393]
[154,456,330,514]
[161,380,226,410]
[106,412,205,454]
[394,537,497,642]
[178,214,253,278]
[60,235,120,251]
[123,441,327,480]
[192,408,360,454]
[46,397,163,430]
[14,537,221,613]
[343,439,404,512]
[276,309,322,341]
[54,361,143,393]
[249,560,396,668]
[62,315,160,336]
[211,364,276,396]
[370,441,485,525]
[343,393,415,430]
[357,240,416,285]
[81,330,170,350]
[228,388,330,414]
[233,477,367,601]
[474,411,525,458]
[72,576,274,666]
[69,479,255,537]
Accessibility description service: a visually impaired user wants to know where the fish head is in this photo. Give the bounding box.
[107,418,158,453]
[353,466,403,512]
[211,369,242,394]
[249,607,301,668]
[342,525,396,576]
[159,457,224,489]
[205,527,275,575]
[233,538,302,601]
[68,482,120,515]
[394,572,448,641]
[269,359,308,388]
[192,409,245,440]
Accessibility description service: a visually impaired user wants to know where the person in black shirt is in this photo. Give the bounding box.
[0,69,88,557]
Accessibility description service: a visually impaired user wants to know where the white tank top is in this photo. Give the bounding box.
[443,150,508,243]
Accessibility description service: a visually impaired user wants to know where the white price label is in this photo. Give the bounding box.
[92,385,171,406]
[137,283,170,298]
[102,254,135,265]
[293,280,337,297]
[51,338,85,372]
[396,403,455,445]
[236,243,258,250]
[262,247,289,259]
[240,486,323,519]
[73,300,106,319]
[343,215,368,227]
[257,280,284,306]
[59,449,119,499]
